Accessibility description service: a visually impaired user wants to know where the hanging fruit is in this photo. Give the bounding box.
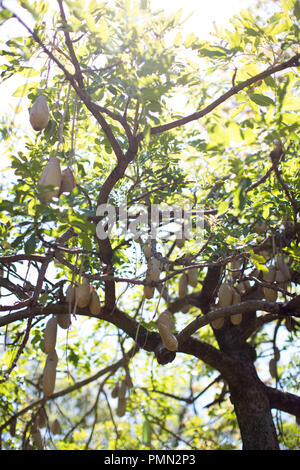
[230,313,243,325]
[111,381,120,399]
[75,278,91,308]
[58,167,76,196]
[187,267,198,288]
[39,156,62,202]
[43,317,57,354]
[42,350,58,397]
[262,265,276,283]
[51,419,61,435]
[178,272,188,298]
[263,287,278,302]
[37,408,47,429]
[218,282,233,307]
[157,310,178,352]
[230,290,243,325]
[276,255,291,281]
[29,94,49,131]
[65,285,75,304]
[89,286,101,316]
[211,316,224,330]
[56,313,71,330]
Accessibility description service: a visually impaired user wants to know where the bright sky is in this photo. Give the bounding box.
[151,0,255,36]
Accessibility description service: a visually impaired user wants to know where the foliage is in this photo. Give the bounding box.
[0,0,299,451]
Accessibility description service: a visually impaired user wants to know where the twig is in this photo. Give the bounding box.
[145,54,300,137]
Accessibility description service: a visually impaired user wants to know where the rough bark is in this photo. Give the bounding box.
[227,360,280,450]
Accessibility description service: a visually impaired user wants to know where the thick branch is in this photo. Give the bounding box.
[176,300,282,344]
[266,386,300,417]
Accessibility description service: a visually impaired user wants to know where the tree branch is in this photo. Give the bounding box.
[9,8,125,162]
[0,345,138,434]
[57,0,85,88]
[146,54,300,136]
[266,386,300,417]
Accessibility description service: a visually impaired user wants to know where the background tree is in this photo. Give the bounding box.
[0,0,299,451]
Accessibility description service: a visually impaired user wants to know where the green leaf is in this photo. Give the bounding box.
[294,0,300,19]
[0,9,13,22]
[249,93,275,107]
[184,32,197,48]
[174,32,182,47]
[199,46,229,58]
[13,82,35,97]
[24,233,37,254]
[280,0,296,14]
[218,200,230,214]
[16,67,40,78]
[264,76,276,88]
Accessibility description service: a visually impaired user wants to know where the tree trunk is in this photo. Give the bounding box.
[227,359,279,450]
[213,311,280,450]
[229,368,279,450]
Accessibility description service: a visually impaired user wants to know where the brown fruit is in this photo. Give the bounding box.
[37,408,47,429]
[178,273,188,298]
[146,257,161,282]
[211,317,224,330]
[230,313,243,325]
[43,317,57,354]
[275,269,285,285]
[232,290,241,305]
[144,257,160,299]
[263,287,277,302]
[39,156,62,202]
[118,379,127,399]
[144,285,155,299]
[175,238,185,248]
[157,311,178,352]
[89,287,101,315]
[263,265,276,283]
[65,285,75,304]
[181,304,189,313]
[116,397,126,417]
[218,282,233,307]
[29,94,49,131]
[42,350,58,397]
[236,281,246,294]
[111,382,120,399]
[75,278,91,308]
[276,255,291,281]
[32,429,43,450]
[51,418,61,435]
[56,313,71,330]
[58,167,76,195]
[125,371,133,389]
[187,267,198,287]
